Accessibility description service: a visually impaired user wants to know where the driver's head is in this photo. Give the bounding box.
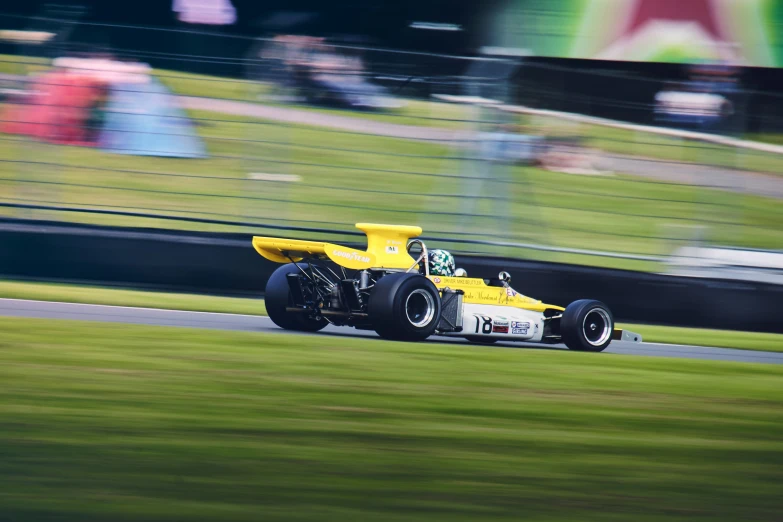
[428,249,455,276]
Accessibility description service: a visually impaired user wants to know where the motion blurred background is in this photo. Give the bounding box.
[1,3,783,522]
[0,0,781,281]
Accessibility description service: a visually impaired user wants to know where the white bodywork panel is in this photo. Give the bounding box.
[440,303,546,342]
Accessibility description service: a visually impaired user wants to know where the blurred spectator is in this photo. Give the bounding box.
[479,124,545,164]
[536,137,607,175]
[654,64,739,133]
[172,0,236,25]
[262,35,399,109]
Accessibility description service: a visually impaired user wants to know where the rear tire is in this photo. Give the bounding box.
[369,273,441,342]
[561,299,614,352]
[265,263,328,332]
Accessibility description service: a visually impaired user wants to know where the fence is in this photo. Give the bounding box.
[0,13,781,274]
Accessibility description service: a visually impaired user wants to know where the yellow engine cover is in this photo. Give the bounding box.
[355,223,421,270]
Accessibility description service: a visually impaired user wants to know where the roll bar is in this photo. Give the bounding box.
[406,239,429,276]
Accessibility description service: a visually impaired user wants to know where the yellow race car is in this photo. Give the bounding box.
[252,223,642,352]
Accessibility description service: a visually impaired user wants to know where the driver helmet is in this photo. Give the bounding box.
[428,249,456,276]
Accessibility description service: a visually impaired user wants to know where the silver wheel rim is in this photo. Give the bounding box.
[405,289,436,328]
[582,308,612,347]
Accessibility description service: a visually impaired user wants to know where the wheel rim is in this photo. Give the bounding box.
[405,289,436,328]
[582,308,612,347]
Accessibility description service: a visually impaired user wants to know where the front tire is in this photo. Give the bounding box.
[265,263,328,332]
[369,273,441,342]
[561,299,614,352]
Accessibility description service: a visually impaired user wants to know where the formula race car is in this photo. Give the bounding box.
[252,223,642,352]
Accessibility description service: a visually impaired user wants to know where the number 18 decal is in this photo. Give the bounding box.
[473,315,493,334]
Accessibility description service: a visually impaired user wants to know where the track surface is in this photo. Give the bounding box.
[2,299,781,364]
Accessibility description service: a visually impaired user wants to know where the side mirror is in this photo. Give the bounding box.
[498,271,511,284]
[454,268,468,277]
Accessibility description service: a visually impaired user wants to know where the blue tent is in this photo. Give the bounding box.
[99,77,208,158]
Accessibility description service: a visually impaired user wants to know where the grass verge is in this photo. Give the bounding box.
[0,317,781,521]
[2,54,783,267]
[2,279,782,352]
[149,62,783,175]
[619,323,783,353]
[2,107,781,267]
[0,280,266,316]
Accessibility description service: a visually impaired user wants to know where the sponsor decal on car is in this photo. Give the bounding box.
[385,246,399,254]
[462,290,511,304]
[332,250,371,263]
[432,277,441,284]
[440,278,486,286]
[494,316,509,327]
[492,325,509,333]
[506,288,517,297]
[325,245,376,269]
[460,289,522,305]
[511,321,530,335]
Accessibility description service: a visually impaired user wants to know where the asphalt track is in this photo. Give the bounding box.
[1,298,781,364]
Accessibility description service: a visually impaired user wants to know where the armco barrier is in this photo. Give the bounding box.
[0,220,267,296]
[1,219,782,333]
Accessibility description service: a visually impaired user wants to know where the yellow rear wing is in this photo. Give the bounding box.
[252,223,423,270]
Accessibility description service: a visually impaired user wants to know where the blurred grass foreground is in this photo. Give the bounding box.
[1,317,782,521]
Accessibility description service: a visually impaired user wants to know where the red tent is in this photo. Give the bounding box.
[2,71,107,146]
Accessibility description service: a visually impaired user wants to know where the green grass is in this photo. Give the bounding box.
[1,108,782,270]
[1,54,782,270]
[0,317,781,521]
[0,280,266,315]
[617,323,783,353]
[3,279,783,352]
[748,133,783,146]
[148,60,783,174]
[155,69,273,104]
[4,51,781,168]
[150,61,783,168]
[265,98,473,129]
[524,113,783,175]
[0,53,47,75]
[0,53,469,128]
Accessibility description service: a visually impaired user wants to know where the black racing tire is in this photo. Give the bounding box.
[369,273,441,342]
[465,336,497,344]
[561,299,614,352]
[265,263,328,332]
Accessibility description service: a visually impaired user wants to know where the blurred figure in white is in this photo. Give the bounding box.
[654,65,739,133]
[172,0,236,25]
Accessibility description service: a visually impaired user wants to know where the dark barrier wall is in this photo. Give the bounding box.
[2,219,782,333]
[0,220,268,296]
